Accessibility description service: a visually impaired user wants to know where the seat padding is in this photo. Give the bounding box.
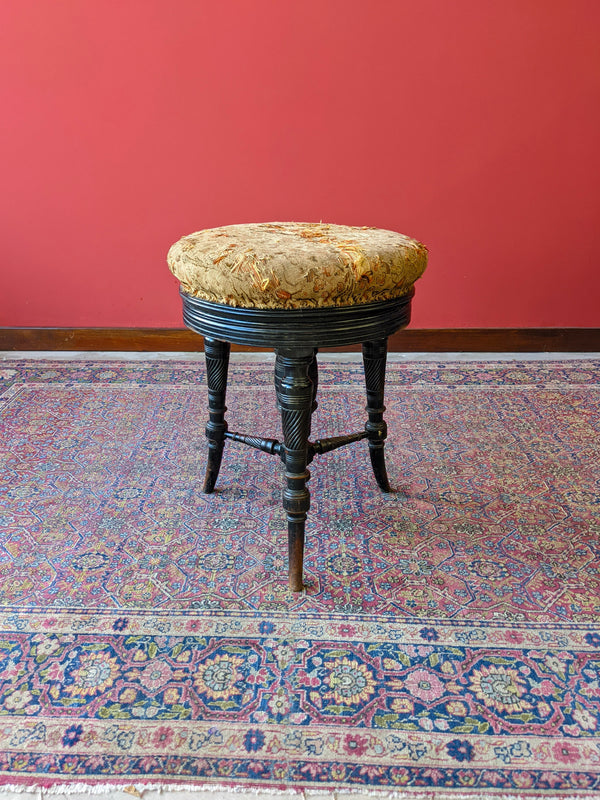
[167,222,427,310]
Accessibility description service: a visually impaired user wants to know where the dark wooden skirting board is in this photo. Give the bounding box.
[1,328,599,352]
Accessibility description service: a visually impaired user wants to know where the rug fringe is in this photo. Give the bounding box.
[0,783,598,800]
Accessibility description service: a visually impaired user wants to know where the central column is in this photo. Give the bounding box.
[275,348,315,592]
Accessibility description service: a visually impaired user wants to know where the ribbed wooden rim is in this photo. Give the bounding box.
[180,291,414,348]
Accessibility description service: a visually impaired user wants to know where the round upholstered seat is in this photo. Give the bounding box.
[167,221,427,310]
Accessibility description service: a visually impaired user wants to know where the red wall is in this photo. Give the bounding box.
[1,0,599,329]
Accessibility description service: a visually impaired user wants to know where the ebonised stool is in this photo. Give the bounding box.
[168,222,427,592]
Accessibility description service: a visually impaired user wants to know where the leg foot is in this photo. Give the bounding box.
[275,348,314,592]
[362,338,392,492]
[288,519,305,593]
[203,338,230,493]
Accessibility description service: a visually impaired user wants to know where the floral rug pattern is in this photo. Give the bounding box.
[0,359,599,795]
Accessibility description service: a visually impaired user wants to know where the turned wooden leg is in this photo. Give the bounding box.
[362,338,392,492]
[274,354,283,412]
[275,348,314,592]
[276,348,318,419]
[203,337,231,493]
[309,348,319,418]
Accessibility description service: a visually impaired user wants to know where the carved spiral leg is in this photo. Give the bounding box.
[203,338,231,493]
[309,348,319,420]
[274,356,284,412]
[275,348,314,592]
[362,338,392,492]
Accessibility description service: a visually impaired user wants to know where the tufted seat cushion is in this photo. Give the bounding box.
[167,222,427,310]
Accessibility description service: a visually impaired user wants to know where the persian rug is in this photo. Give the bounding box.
[0,357,599,798]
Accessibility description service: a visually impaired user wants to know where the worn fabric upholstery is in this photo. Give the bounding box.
[167,222,427,310]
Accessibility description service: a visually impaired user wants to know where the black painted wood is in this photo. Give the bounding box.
[224,431,284,457]
[309,431,369,459]
[309,348,319,415]
[182,292,415,592]
[275,348,315,593]
[181,291,413,348]
[202,338,230,493]
[362,339,392,492]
